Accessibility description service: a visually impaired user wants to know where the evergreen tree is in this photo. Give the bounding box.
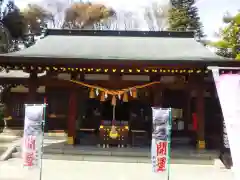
[0,1,53,52]
[209,12,240,60]
[0,0,25,52]
[169,0,205,40]
[168,7,189,31]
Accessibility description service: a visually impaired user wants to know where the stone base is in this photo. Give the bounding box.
[197,140,206,149]
[67,136,74,145]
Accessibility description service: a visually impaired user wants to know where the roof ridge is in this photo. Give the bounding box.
[46,29,194,38]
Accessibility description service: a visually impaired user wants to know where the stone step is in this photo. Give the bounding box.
[11,152,216,165]
[13,147,218,161]
[0,147,7,156]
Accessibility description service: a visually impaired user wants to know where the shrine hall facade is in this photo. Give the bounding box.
[0,29,239,150]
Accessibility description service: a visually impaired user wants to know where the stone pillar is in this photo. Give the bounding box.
[196,76,205,149]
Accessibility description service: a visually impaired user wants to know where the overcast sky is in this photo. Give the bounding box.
[15,0,240,39]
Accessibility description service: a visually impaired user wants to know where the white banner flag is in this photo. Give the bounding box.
[22,105,44,169]
[151,108,171,173]
[212,72,240,178]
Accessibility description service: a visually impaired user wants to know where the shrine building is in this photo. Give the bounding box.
[0,29,239,150]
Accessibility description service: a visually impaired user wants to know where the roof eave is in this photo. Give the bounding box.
[0,55,237,68]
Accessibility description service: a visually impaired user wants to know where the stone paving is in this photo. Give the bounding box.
[0,158,235,180]
[1,133,220,165]
[0,133,21,156]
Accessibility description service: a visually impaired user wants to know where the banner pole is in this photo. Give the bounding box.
[167,108,172,180]
[39,104,46,180]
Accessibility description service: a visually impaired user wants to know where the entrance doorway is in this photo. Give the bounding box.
[75,97,152,147]
[75,89,197,149]
[163,89,194,149]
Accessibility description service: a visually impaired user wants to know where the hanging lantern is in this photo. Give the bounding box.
[129,88,133,96]
[111,96,116,106]
[118,92,121,100]
[96,88,99,96]
[100,91,105,102]
[123,92,128,102]
[89,88,95,98]
[105,91,108,98]
[132,88,137,98]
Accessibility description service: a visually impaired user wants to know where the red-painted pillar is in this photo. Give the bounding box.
[67,90,77,145]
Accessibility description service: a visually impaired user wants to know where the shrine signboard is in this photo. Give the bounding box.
[151,108,172,174]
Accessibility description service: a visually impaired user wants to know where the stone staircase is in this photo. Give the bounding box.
[0,131,220,165]
[0,129,22,159]
[0,146,6,156]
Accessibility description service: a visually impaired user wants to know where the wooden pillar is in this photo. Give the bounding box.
[196,75,205,149]
[67,73,78,145]
[151,75,163,107]
[184,89,192,132]
[153,85,163,107]
[28,71,38,103]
